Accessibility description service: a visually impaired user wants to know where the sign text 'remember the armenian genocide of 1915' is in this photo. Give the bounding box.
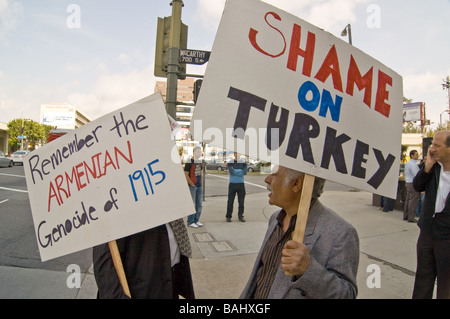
[24,94,194,261]
[191,0,403,198]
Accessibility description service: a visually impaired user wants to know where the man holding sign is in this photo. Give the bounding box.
[240,165,359,299]
[93,220,195,299]
[190,0,403,299]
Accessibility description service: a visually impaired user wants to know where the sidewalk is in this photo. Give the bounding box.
[186,189,421,299]
[1,186,423,299]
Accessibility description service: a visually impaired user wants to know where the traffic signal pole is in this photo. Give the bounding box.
[166,0,183,119]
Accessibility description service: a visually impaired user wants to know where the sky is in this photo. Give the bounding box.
[1,0,449,129]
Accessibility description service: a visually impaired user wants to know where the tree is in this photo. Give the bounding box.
[402,122,422,133]
[425,123,450,138]
[403,97,413,104]
[7,119,55,152]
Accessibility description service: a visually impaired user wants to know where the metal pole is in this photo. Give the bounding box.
[341,24,352,46]
[443,76,450,122]
[347,24,352,45]
[166,0,183,119]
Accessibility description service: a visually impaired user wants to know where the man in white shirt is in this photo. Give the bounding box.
[403,150,420,222]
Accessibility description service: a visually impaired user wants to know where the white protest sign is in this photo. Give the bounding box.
[24,94,194,261]
[191,0,403,198]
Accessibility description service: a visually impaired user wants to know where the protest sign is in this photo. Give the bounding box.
[191,0,403,199]
[24,93,194,261]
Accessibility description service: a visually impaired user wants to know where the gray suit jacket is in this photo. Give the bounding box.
[240,200,359,299]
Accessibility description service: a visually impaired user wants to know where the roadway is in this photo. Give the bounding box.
[0,165,92,273]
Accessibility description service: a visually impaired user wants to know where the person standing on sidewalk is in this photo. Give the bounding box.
[184,145,204,228]
[226,152,247,222]
[403,150,420,223]
[412,130,450,299]
[240,165,359,299]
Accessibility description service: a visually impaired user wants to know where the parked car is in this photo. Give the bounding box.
[0,151,14,168]
[246,162,260,172]
[205,161,228,171]
[10,150,30,165]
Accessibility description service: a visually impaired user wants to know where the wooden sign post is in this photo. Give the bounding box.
[292,174,315,243]
[108,241,132,298]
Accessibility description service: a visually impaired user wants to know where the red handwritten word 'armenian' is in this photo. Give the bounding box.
[248,11,393,118]
[47,140,133,212]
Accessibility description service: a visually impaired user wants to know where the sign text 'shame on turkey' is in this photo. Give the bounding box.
[191,0,403,198]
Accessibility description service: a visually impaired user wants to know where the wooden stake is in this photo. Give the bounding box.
[292,174,315,243]
[108,240,132,298]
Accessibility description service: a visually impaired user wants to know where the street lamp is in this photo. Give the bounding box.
[341,24,352,45]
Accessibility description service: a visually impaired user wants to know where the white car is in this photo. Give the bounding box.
[10,150,29,165]
[0,151,13,167]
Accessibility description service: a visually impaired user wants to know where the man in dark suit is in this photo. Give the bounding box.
[93,220,195,299]
[413,130,450,299]
[240,165,359,299]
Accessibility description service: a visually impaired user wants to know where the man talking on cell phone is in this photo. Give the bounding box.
[412,130,450,299]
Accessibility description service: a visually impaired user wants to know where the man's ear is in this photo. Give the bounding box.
[292,174,304,193]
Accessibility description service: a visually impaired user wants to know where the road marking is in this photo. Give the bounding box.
[0,173,26,178]
[208,174,267,189]
[0,199,9,204]
[0,186,28,193]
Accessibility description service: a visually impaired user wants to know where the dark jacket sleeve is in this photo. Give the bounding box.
[93,242,130,299]
[413,166,432,193]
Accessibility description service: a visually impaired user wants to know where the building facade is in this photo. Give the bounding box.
[154,78,198,162]
[0,122,8,154]
[154,77,195,128]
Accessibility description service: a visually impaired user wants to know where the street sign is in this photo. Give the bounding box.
[180,49,210,65]
[17,136,27,139]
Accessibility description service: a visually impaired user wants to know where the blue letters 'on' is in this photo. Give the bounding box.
[297,81,342,122]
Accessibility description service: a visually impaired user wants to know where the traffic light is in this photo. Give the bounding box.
[154,16,188,79]
[193,79,203,103]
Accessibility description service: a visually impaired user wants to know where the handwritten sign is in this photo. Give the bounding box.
[191,0,403,198]
[24,94,194,261]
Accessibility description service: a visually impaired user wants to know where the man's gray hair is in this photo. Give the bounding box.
[284,167,326,201]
